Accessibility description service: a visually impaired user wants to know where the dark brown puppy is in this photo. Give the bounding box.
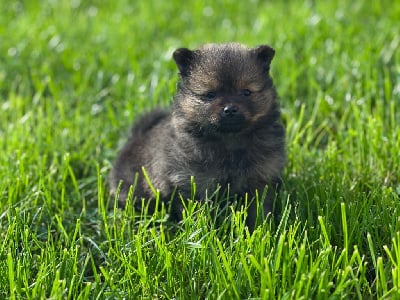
[110,43,286,229]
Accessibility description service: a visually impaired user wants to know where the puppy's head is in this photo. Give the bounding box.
[172,43,278,137]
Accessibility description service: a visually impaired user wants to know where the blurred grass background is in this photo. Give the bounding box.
[1,0,399,298]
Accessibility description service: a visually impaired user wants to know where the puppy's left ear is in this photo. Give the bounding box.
[173,48,195,77]
[253,45,275,72]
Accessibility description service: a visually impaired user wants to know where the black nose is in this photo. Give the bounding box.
[222,105,238,117]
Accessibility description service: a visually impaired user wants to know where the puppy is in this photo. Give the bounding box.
[110,43,286,229]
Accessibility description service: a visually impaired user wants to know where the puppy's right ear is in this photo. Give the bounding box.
[173,48,194,77]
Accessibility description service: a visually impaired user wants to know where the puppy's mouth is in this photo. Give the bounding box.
[217,115,246,133]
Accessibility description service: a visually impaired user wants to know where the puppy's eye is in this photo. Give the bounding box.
[204,91,217,100]
[242,89,252,96]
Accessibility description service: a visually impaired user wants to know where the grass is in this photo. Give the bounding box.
[1,0,399,298]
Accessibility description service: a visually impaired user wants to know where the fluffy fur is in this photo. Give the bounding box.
[110,43,286,229]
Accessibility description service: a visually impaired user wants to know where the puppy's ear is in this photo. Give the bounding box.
[253,45,275,72]
[173,48,195,77]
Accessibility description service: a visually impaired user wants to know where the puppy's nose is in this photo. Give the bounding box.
[222,105,238,117]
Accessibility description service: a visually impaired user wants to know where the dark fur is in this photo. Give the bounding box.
[110,43,286,229]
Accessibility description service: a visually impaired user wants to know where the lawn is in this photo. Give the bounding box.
[1,0,399,298]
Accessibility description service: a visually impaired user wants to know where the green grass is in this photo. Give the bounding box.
[1,0,399,298]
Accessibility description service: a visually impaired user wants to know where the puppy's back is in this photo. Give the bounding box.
[109,109,170,204]
[130,109,169,137]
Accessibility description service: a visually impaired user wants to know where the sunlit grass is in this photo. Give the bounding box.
[1,0,399,298]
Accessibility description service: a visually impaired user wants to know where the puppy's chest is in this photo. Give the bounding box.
[170,139,272,195]
[191,149,255,186]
